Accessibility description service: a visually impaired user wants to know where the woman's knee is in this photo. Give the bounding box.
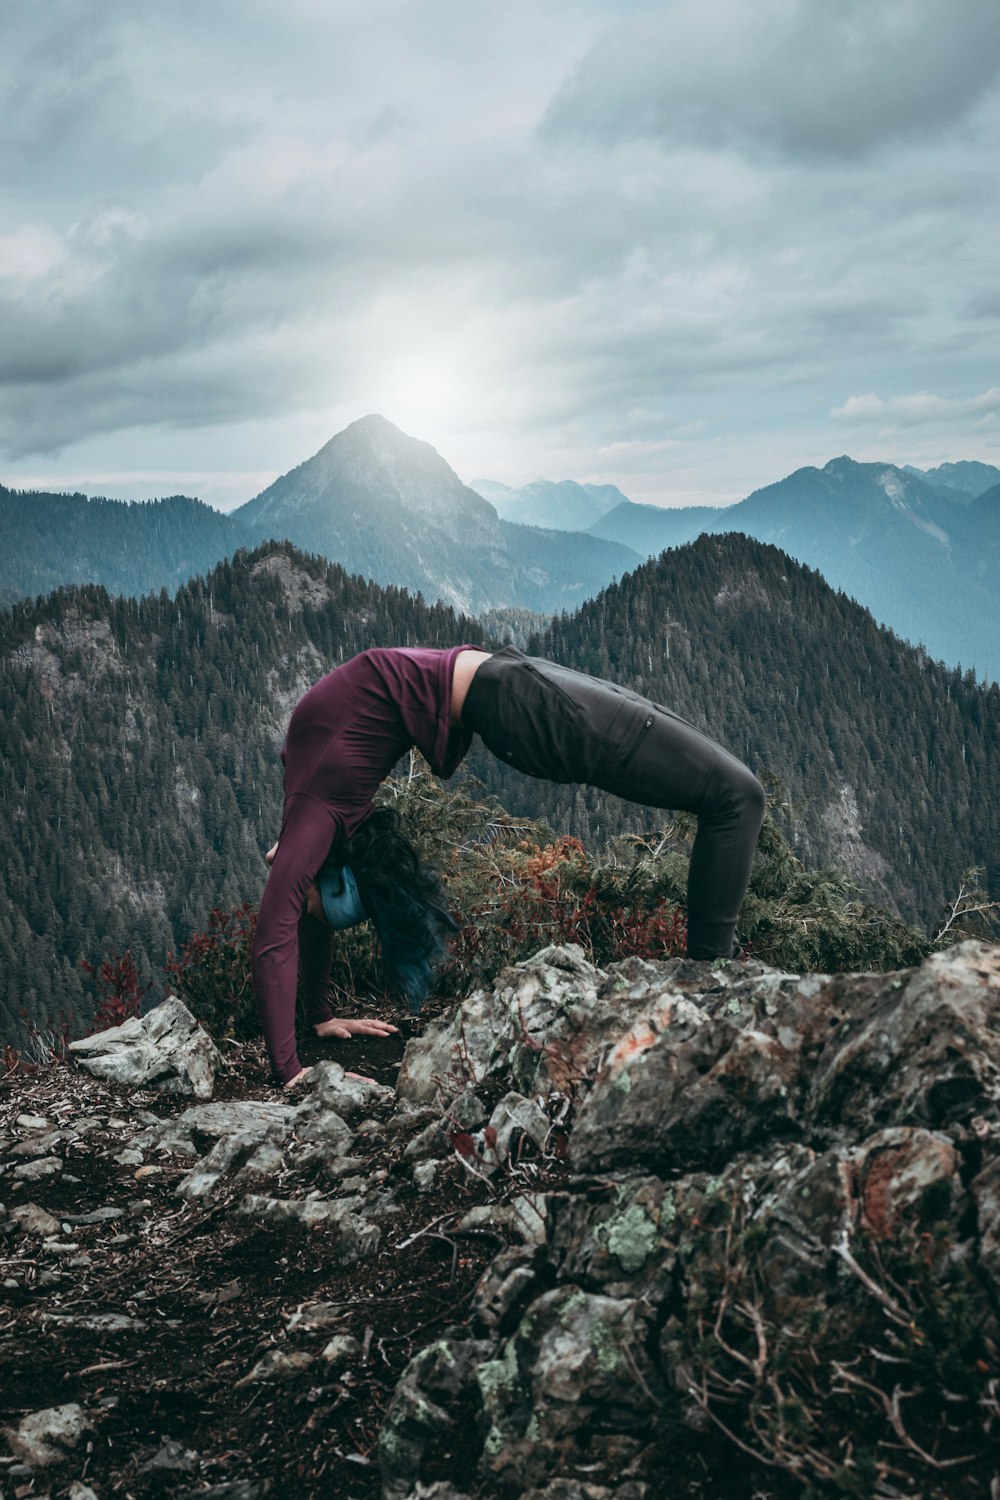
[709,758,766,828]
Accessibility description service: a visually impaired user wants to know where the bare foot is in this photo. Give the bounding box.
[282,1066,313,1092]
[313,1017,399,1040]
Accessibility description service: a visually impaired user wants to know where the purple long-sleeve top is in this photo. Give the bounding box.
[252,645,476,1083]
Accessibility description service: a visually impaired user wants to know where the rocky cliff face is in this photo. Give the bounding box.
[2,941,998,1499]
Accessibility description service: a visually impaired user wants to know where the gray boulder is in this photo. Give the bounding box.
[380,940,1000,1498]
[69,994,223,1098]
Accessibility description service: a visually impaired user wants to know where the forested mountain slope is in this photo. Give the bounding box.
[591,458,1000,683]
[2,535,996,1054]
[0,544,483,1050]
[0,486,255,607]
[471,532,999,931]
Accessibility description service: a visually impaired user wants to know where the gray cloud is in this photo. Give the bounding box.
[832,388,1000,430]
[1,0,998,503]
[543,0,1000,159]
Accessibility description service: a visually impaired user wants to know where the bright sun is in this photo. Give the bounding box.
[373,358,468,440]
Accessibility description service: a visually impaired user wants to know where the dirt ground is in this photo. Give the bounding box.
[2,998,780,1500]
[0,1015,513,1500]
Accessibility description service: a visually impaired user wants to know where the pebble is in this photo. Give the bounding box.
[68,1484,100,1500]
[1,1402,92,1467]
[10,1202,61,1237]
[114,1148,144,1166]
[45,1312,147,1333]
[324,1155,365,1177]
[134,1164,164,1178]
[7,1132,67,1158]
[13,1156,63,1181]
[321,1334,361,1368]
[413,1160,439,1192]
[15,1114,51,1131]
[235,1347,315,1386]
[62,1206,124,1225]
[138,1436,199,1473]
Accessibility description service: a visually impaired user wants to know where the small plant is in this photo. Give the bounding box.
[678,1194,1000,1497]
[80,949,150,1032]
[165,902,257,1039]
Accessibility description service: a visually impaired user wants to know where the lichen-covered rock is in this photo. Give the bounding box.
[130,1095,356,1199]
[311,1060,395,1118]
[570,940,1000,1174]
[475,1287,662,1490]
[398,946,756,1108]
[382,940,1000,1498]
[69,994,223,1098]
[379,1338,494,1500]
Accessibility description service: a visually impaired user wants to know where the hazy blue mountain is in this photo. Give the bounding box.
[0,423,637,621]
[591,457,999,683]
[234,414,640,615]
[713,457,998,681]
[498,519,640,611]
[3,427,996,681]
[589,499,722,554]
[468,478,512,504]
[903,460,1000,498]
[474,477,629,530]
[0,487,254,607]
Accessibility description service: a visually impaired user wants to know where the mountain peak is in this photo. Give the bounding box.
[317,413,439,465]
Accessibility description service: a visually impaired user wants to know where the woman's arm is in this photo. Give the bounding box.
[251,797,339,1084]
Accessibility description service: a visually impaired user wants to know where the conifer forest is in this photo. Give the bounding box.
[1,535,997,1052]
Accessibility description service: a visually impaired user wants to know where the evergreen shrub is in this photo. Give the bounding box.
[164,901,258,1040]
[165,764,964,1044]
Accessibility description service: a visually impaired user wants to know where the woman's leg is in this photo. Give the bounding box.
[593,712,765,958]
[464,650,765,959]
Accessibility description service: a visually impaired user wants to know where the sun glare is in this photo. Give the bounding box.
[373,358,470,441]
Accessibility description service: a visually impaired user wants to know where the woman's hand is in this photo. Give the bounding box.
[282,1066,313,1091]
[265,841,279,866]
[313,1017,399,1039]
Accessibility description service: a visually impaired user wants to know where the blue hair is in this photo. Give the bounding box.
[345,807,458,1013]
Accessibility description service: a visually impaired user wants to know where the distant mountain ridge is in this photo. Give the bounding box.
[233,414,642,615]
[471,477,628,530]
[0,486,256,607]
[2,419,998,680]
[2,418,641,619]
[904,460,1000,499]
[587,457,1000,683]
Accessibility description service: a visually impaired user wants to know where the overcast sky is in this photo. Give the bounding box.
[3,0,999,511]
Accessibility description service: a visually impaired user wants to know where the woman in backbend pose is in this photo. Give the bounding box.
[253,645,766,1089]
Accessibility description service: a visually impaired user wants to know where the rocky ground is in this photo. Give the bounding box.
[2,941,999,1500]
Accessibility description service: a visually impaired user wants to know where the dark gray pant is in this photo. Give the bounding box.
[462,647,765,959]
